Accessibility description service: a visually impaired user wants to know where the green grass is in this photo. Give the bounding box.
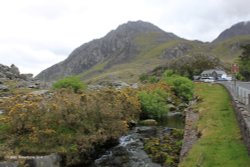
[211,35,250,63]
[179,83,250,167]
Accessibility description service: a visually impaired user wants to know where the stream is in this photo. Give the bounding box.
[90,113,184,167]
[0,113,184,167]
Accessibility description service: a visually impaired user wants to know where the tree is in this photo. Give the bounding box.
[53,76,86,93]
[239,44,250,81]
[162,70,194,101]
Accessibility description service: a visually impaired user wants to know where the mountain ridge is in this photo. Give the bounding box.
[36,20,250,82]
[213,21,250,43]
[36,20,181,81]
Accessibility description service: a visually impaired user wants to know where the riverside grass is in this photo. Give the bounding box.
[179,83,250,167]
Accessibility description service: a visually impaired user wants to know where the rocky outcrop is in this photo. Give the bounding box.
[0,64,20,79]
[0,64,33,81]
[0,64,41,95]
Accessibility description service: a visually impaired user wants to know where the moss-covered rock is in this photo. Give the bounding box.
[144,128,184,167]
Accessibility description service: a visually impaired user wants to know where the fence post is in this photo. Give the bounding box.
[248,94,250,111]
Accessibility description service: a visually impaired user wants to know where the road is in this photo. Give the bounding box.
[220,81,250,90]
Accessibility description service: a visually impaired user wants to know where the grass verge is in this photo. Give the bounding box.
[179,83,250,167]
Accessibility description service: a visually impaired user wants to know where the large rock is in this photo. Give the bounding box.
[10,64,20,76]
[136,126,157,138]
[0,64,33,81]
[0,162,18,167]
[20,74,33,81]
[4,154,61,167]
[0,85,9,91]
[140,119,158,126]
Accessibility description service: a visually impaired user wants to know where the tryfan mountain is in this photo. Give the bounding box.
[36,20,250,82]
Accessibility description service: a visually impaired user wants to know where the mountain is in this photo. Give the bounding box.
[213,21,250,43]
[211,21,250,63]
[36,20,250,83]
[36,21,181,82]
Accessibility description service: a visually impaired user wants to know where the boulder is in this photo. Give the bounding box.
[168,112,182,117]
[10,64,20,76]
[4,71,15,79]
[131,83,139,89]
[112,81,130,89]
[168,104,177,111]
[30,90,49,96]
[0,72,6,78]
[128,120,137,129]
[0,78,5,84]
[136,126,157,137]
[178,103,189,111]
[19,74,33,81]
[0,85,9,91]
[0,162,18,167]
[139,119,158,126]
[4,154,61,167]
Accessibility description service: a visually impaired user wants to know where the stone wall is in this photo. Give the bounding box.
[221,83,250,155]
[179,101,199,161]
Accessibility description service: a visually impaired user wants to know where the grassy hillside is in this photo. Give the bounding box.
[75,34,250,84]
[179,83,250,167]
[80,39,205,83]
[211,35,250,63]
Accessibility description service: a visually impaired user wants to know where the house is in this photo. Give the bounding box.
[200,69,228,80]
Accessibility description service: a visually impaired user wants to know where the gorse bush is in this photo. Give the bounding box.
[162,70,194,101]
[0,88,141,166]
[53,76,86,93]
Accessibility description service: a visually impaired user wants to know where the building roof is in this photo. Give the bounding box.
[201,69,226,75]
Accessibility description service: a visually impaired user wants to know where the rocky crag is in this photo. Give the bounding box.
[0,64,41,95]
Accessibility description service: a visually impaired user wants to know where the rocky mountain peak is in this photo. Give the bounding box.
[36,21,180,81]
[213,21,250,42]
[105,20,178,40]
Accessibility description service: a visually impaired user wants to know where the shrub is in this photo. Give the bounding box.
[53,76,86,93]
[162,70,194,101]
[138,89,169,120]
[139,74,159,83]
[1,88,141,166]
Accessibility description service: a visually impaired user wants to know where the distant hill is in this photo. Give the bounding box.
[36,20,250,83]
[213,21,250,43]
[211,21,250,63]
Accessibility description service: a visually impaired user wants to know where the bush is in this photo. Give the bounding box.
[1,88,141,166]
[162,70,194,101]
[139,74,159,83]
[53,76,86,93]
[138,89,169,120]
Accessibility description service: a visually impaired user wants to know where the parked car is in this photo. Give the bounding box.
[200,77,215,83]
[217,77,228,81]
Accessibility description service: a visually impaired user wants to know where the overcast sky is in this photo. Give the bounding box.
[0,0,250,75]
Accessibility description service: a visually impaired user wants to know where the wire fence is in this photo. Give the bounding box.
[224,82,250,108]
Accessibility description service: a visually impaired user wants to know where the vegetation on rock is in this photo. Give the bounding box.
[144,128,183,167]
